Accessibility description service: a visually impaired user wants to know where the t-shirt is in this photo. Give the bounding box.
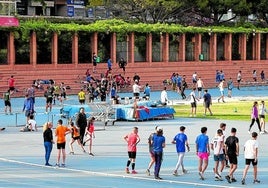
[225,135,239,155]
[153,134,165,152]
[55,125,69,144]
[211,135,224,155]
[190,91,196,103]
[71,126,80,137]
[195,134,209,153]
[78,91,86,100]
[126,132,139,152]
[244,139,258,159]
[3,92,10,101]
[28,119,37,130]
[173,133,188,153]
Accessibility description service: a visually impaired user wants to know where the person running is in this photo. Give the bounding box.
[55,119,70,167]
[211,129,225,181]
[172,126,190,176]
[241,132,260,185]
[248,101,261,134]
[8,75,16,94]
[152,126,165,179]
[43,122,54,166]
[69,121,86,154]
[259,100,267,134]
[203,89,213,116]
[44,85,54,113]
[76,107,87,144]
[3,89,12,115]
[83,117,95,156]
[124,127,140,174]
[146,126,157,176]
[195,127,210,180]
[225,128,239,183]
[189,87,199,117]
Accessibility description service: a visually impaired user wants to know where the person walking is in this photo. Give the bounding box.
[211,129,225,181]
[217,79,225,103]
[196,77,205,99]
[189,87,199,117]
[225,128,239,183]
[92,52,98,73]
[195,127,210,180]
[227,77,234,98]
[83,117,95,156]
[152,126,166,179]
[75,107,88,144]
[78,89,86,105]
[248,101,261,134]
[237,70,242,90]
[69,121,86,154]
[241,132,260,185]
[55,119,70,167]
[124,127,140,174]
[43,122,54,166]
[259,100,267,134]
[146,126,157,176]
[203,89,213,116]
[22,94,34,125]
[172,126,190,176]
[3,89,12,115]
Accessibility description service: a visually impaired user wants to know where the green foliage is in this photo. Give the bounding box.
[4,18,268,40]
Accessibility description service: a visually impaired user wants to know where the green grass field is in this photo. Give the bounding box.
[173,100,259,121]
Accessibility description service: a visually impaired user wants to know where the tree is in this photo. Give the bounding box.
[111,0,185,23]
[193,0,251,25]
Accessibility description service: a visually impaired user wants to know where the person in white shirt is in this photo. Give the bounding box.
[211,129,224,181]
[132,80,141,99]
[189,88,199,117]
[217,80,225,103]
[160,87,168,105]
[196,77,205,99]
[259,101,267,134]
[241,132,260,185]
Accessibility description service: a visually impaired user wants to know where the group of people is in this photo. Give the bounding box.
[43,107,96,167]
[124,123,260,185]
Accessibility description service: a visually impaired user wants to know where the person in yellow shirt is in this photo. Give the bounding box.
[78,89,86,105]
[55,119,70,167]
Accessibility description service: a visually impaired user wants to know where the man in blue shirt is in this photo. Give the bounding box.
[172,126,190,176]
[22,94,34,125]
[152,127,165,179]
[195,127,210,180]
[203,89,213,116]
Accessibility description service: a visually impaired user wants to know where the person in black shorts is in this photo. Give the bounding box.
[225,128,239,183]
[92,52,97,73]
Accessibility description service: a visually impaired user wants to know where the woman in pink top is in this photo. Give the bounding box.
[84,117,95,156]
[248,101,261,133]
[124,127,140,174]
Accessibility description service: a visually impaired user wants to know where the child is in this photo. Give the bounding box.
[69,121,86,154]
[84,117,95,156]
[20,114,37,132]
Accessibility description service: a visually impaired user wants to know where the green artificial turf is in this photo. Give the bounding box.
[173,100,259,121]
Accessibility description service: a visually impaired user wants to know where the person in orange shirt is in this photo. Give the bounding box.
[69,120,86,154]
[84,117,96,156]
[55,119,70,167]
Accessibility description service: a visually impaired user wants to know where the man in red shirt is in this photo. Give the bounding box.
[8,75,15,94]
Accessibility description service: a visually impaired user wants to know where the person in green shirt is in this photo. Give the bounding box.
[3,89,12,115]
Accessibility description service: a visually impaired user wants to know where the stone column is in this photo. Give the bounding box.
[162,33,169,62]
[91,32,98,59]
[7,32,15,67]
[51,32,58,66]
[111,32,117,65]
[30,31,37,67]
[72,32,78,67]
[195,33,202,61]
[239,34,246,61]
[146,33,152,64]
[209,33,217,62]
[253,33,261,60]
[128,32,134,64]
[224,33,232,61]
[178,34,185,61]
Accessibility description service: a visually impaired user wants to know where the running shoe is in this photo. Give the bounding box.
[125,167,130,174]
[146,169,150,176]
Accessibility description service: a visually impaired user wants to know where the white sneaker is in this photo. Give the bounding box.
[260,131,265,134]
